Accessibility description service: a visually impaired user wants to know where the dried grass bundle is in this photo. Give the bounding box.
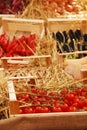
[0,69,9,119]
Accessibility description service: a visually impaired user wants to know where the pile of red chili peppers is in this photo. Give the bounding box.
[0,33,37,57]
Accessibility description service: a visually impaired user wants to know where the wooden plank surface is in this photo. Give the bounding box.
[2,18,45,39]
[0,112,87,130]
[47,18,87,33]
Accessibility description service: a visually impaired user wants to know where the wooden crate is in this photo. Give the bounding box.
[47,17,87,33]
[47,18,87,57]
[0,112,87,130]
[7,78,87,130]
[1,55,51,89]
[1,55,51,69]
[2,17,45,40]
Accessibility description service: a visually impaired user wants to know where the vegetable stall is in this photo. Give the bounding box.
[0,0,87,129]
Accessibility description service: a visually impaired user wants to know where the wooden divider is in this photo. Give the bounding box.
[2,17,45,39]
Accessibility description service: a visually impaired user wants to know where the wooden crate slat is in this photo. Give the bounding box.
[2,18,45,39]
[0,15,15,27]
[1,55,51,68]
[7,75,37,80]
[1,55,51,60]
[47,18,87,33]
[58,51,87,56]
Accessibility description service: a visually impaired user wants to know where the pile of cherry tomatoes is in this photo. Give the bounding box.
[16,85,87,114]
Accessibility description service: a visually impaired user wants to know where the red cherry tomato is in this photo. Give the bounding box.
[23,107,34,114]
[31,88,37,93]
[42,107,50,113]
[24,94,30,101]
[60,103,69,112]
[35,106,42,113]
[52,107,62,112]
[69,106,76,112]
[66,93,75,102]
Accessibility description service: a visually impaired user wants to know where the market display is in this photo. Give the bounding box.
[7,33,87,116]
[0,0,87,123]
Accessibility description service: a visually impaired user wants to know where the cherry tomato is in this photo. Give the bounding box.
[19,109,23,114]
[69,106,76,112]
[77,100,85,109]
[45,95,50,100]
[37,97,44,103]
[60,88,68,95]
[33,95,38,101]
[31,88,37,93]
[38,89,46,96]
[35,106,42,113]
[61,103,69,112]
[42,107,50,113]
[24,94,30,101]
[66,93,75,102]
[76,88,82,95]
[53,101,60,107]
[52,107,62,112]
[82,87,87,92]
[23,107,34,114]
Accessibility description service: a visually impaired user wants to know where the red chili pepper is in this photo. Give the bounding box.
[26,34,37,53]
[0,34,9,51]
[16,39,27,56]
[12,0,21,8]
[19,35,27,43]
[7,39,17,52]
[0,47,4,58]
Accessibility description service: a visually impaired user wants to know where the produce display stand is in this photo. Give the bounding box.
[6,68,87,130]
[0,1,87,129]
